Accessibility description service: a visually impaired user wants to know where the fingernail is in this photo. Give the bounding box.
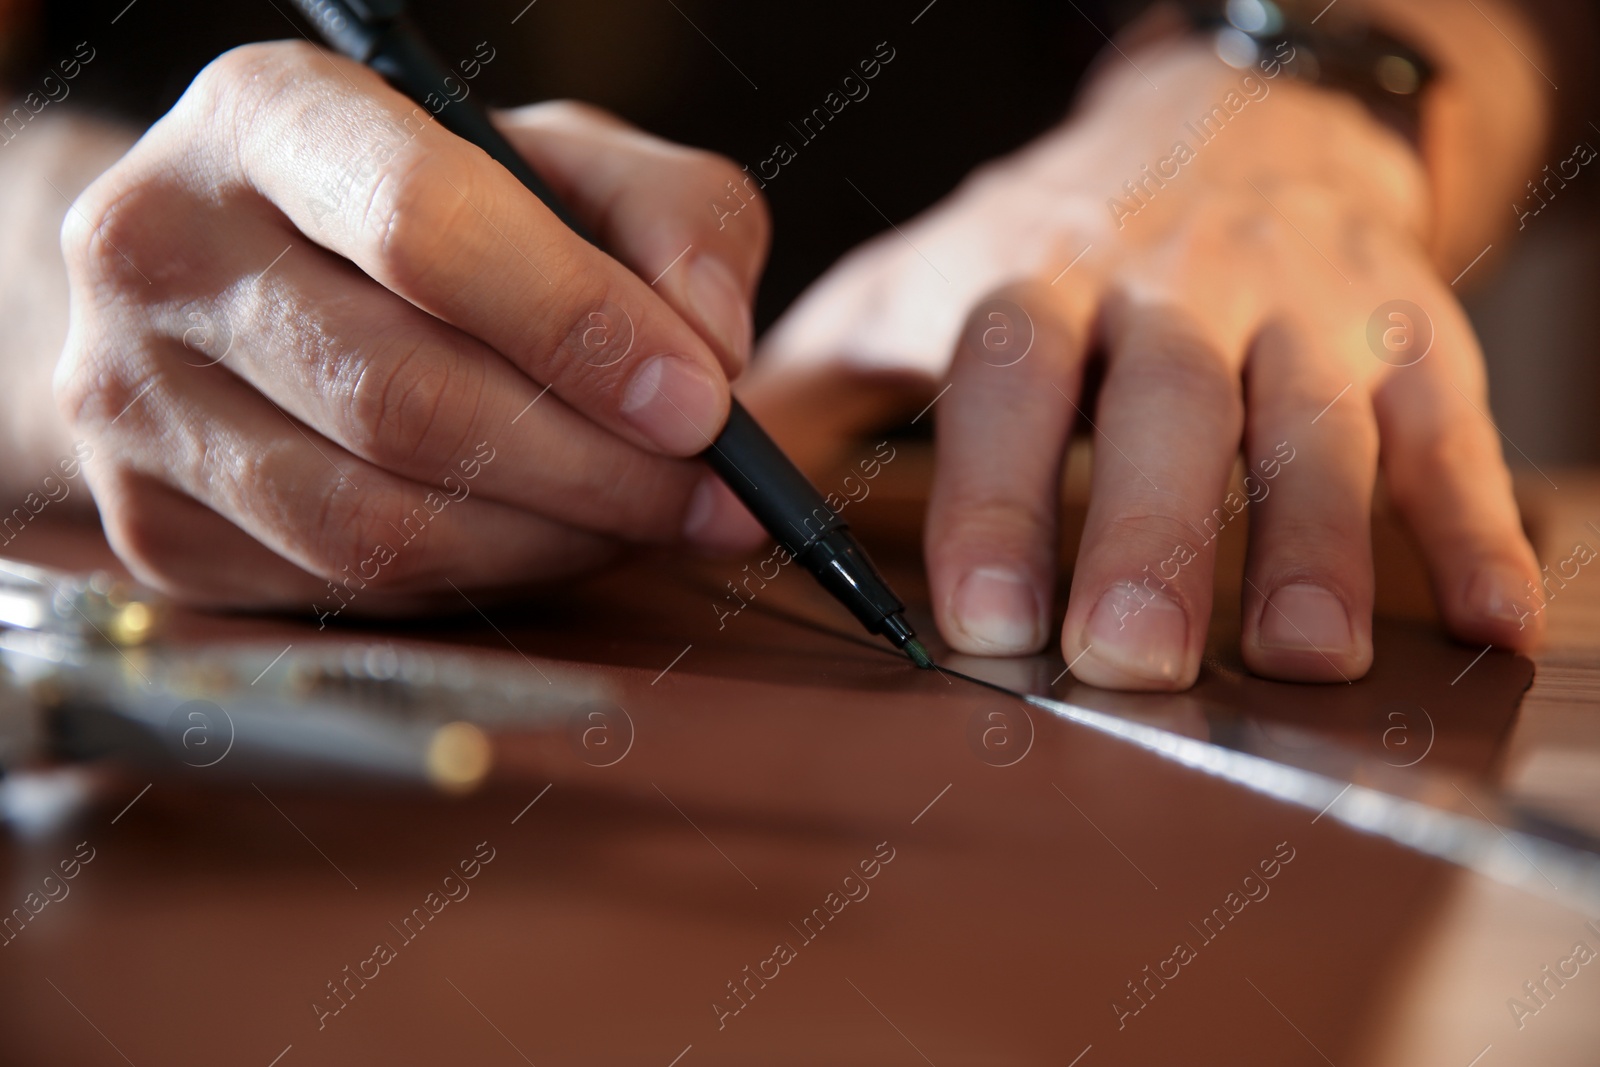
[687,256,753,369]
[621,354,725,454]
[1085,584,1187,682]
[1259,583,1352,652]
[1468,565,1536,625]
[950,567,1044,653]
[681,475,719,542]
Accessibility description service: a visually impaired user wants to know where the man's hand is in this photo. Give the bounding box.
[56,41,766,612]
[749,37,1545,690]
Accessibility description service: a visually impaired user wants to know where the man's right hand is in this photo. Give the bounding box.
[56,41,767,613]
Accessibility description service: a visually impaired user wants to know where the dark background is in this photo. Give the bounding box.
[13,0,1600,463]
[20,0,1100,327]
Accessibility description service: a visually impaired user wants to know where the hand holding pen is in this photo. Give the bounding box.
[57,42,771,611]
[60,6,927,665]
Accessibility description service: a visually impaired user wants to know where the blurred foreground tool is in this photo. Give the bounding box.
[0,558,600,794]
[0,557,162,647]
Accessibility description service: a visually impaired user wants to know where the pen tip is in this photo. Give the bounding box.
[903,637,934,670]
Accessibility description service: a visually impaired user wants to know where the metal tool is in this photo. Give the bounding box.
[0,558,599,793]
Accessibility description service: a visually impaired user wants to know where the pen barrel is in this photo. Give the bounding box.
[706,402,906,635]
[706,401,844,553]
[364,18,592,238]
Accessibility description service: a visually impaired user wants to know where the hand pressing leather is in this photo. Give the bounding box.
[750,38,1543,690]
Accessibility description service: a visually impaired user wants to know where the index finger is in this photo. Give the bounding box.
[175,41,730,456]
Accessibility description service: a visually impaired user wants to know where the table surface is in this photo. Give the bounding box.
[1,446,1597,1066]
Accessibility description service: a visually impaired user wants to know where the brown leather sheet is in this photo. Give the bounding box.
[0,448,1563,1065]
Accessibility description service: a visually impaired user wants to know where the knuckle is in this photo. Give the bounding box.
[51,341,100,429]
[186,44,261,110]
[545,283,638,389]
[56,181,103,278]
[187,40,320,123]
[53,342,155,434]
[179,43,319,177]
[1097,510,1217,588]
[1126,309,1225,369]
[309,487,372,578]
[65,55,330,292]
[1382,432,1458,499]
[108,500,167,576]
[696,150,769,231]
[364,150,470,292]
[596,453,700,540]
[1122,326,1242,417]
[97,474,180,587]
[305,483,419,590]
[1299,397,1378,457]
[934,494,1054,554]
[60,174,163,289]
[954,288,1054,369]
[1264,512,1370,559]
[339,332,480,472]
[704,182,770,265]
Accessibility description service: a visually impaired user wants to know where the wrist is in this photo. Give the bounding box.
[1100,0,1551,276]
[1048,37,1432,245]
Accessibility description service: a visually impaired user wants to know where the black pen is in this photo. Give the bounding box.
[289,0,932,668]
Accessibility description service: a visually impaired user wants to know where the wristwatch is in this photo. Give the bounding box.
[1176,0,1436,144]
